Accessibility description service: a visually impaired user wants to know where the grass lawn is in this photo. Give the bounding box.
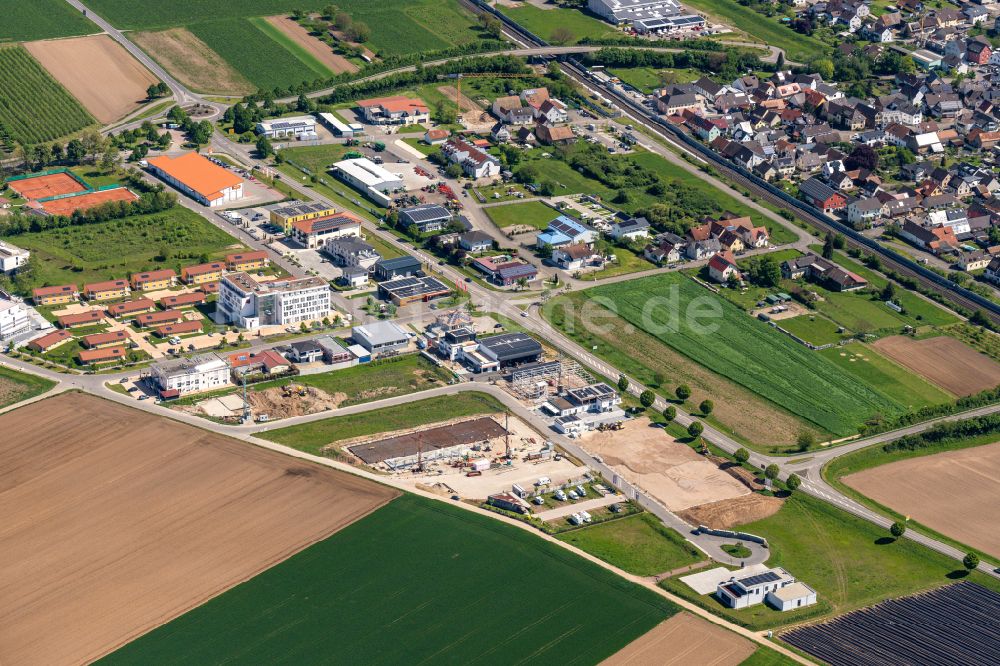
[103,494,678,664]
[362,232,405,259]
[247,16,333,79]
[607,67,701,94]
[11,207,244,291]
[483,200,556,230]
[590,273,902,436]
[579,246,656,280]
[255,354,451,408]
[260,391,506,454]
[0,0,97,41]
[0,366,55,409]
[663,490,1000,629]
[818,345,953,411]
[401,137,438,156]
[499,4,617,44]
[556,512,705,576]
[679,0,828,62]
[277,143,353,174]
[739,647,799,666]
[777,314,847,347]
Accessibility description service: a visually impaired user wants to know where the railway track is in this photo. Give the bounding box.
[466,0,1000,326]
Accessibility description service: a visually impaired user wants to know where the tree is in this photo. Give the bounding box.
[347,21,370,42]
[764,464,779,481]
[786,473,801,492]
[890,521,906,538]
[811,57,834,80]
[617,374,629,392]
[881,281,896,303]
[66,139,86,164]
[652,371,665,387]
[255,135,273,158]
[796,431,816,452]
[334,11,352,30]
[662,405,676,422]
[639,390,655,408]
[550,27,575,44]
[687,421,704,438]
[822,233,834,259]
[963,552,980,571]
[444,163,463,179]
[146,84,162,100]
[675,384,691,402]
[734,447,750,463]
[699,399,714,415]
[99,145,120,173]
[847,144,879,172]
[775,51,785,70]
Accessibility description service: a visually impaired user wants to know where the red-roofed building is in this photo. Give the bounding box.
[135,310,185,328]
[356,95,429,125]
[159,291,207,309]
[154,319,203,337]
[28,329,72,352]
[181,261,224,285]
[708,251,742,283]
[58,309,105,329]
[290,212,362,249]
[84,279,130,302]
[107,298,156,318]
[78,345,127,365]
[130,269,177,291]
[32,283,78,306]
[81,329,130,349]
[226,250,269,272]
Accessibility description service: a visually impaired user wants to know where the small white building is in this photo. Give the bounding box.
[255,115,317,139]
[766,581,818,612]
[351,320,410,354]
[0,293,30,341]
[0,241,29,274]
[151,353,231,396]
[332,158,404,205]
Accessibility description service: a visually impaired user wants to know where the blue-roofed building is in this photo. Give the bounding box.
[536,215,597,248]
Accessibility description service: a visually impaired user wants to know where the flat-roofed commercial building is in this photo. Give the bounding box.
[0,240,29,274]
[255,115,317,139]
[218,272,331,330]
[150,352,231,396]
[351,320,410,354]
[332,158,403,206]
[355,96,429,126]
[0,294,30,341]
[146,152,244,207]
[290,211,362,249]
[267,200,338,233]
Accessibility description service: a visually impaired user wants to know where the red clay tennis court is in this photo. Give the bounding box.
[8,172,88,200]
[40,188,139,215]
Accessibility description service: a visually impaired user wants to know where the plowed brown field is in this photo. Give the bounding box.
[873,335,1000,396]
[25,35,159,123]
[602,612,755,665]
[0,393,397,666]
[266,15,358,74]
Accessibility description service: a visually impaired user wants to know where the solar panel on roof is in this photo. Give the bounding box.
[401,204,450,223]
[739,571,782,587]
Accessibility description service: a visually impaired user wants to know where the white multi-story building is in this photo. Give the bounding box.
[0,293,30,341]
[217,272,331,330]
[0,241,29,274]
[150,353,231,396]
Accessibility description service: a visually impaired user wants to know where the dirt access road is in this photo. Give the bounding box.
[0,392,396,666]
[25,35,159,123]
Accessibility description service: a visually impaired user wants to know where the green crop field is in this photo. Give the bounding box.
[663,490,1000,629]
[248,17,333,78]
[484,200,557,230]
[87,0,481,57]
[679,0,827,62]
[557,513,705,576]
[187,19,328,90]
[0,46,95,146]
[499,5,616,44]
[11,207,243,290]
[103,494,678,663]
[262,391,507,454]
[0,366,55,410]
[590,273,903,436]
[278,143,354,174]
[818,345,953,410]
[0,0,97,41]
[254,354,452,408]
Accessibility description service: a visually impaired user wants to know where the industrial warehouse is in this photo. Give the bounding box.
[347,416,509,469]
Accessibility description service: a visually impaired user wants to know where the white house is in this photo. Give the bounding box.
[440,138,501,179]
[610,217,651,241]
[0,293,30,341]
[151,353,231,396]
[552,243,602,271]
[847,198,886,226]
[0,241,29,274]
[352,320,410,354]
[717,568,792,610]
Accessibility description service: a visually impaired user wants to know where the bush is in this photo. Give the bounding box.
[890,521,906,538]
[675,384,691,402]
[734,447,750,463]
